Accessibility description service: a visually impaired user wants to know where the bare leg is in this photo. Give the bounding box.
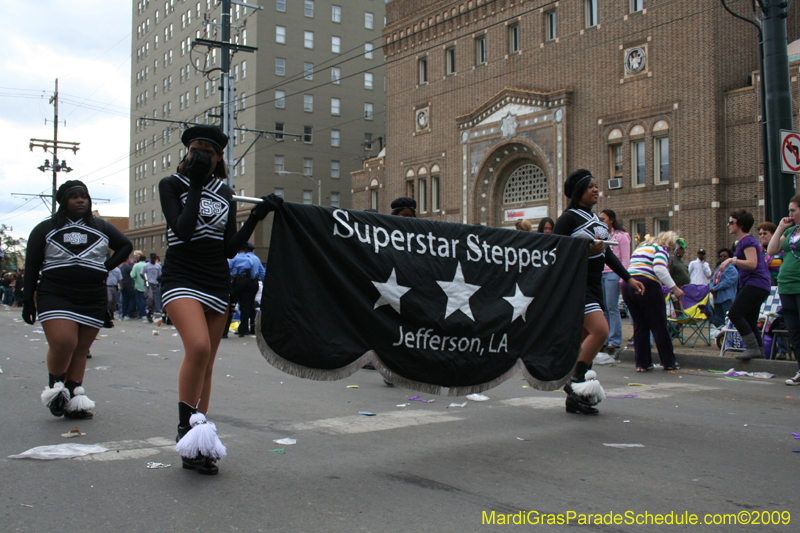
[579,311,609,365]
[65,324,99,382]
[42,319,79,376]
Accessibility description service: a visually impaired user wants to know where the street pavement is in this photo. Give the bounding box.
[1,305,797,532]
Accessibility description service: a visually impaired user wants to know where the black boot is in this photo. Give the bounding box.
[42,373,69,417]
[176,402,219,475]
[564,361,599,415]
[63,381,94,419]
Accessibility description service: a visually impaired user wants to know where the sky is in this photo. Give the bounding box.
[0,1,133,242]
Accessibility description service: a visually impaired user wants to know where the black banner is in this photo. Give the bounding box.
[257,203,588,395]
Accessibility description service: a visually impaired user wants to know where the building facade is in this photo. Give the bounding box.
[353,0,800,257]
[129,0,386,259]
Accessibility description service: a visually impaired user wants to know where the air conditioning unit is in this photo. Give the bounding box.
[608,178,623,190]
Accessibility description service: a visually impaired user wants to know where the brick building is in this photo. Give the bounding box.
[352,0,800,257]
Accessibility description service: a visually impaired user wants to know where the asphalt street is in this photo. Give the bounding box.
[1,305,797,533]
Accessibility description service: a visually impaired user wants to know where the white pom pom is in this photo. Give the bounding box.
[66,386,96,412]
[41,382,69,407]
[571,372,605,405]
[175,413,227,460]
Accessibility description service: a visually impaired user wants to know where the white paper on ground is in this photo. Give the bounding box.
[9,444,108,460]
[594,352,616,365]
[602,443,645,448]
[448,402,468,408]
[273,438,297,445]
[466,394,490,402]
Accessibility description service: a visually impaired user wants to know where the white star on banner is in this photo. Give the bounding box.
[502,283,534,322]
[436,262,481,321]
[372,268,411,314]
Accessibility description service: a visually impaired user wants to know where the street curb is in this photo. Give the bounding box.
[618,348,799,377]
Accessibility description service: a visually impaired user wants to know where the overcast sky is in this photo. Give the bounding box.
[0,1,132,242]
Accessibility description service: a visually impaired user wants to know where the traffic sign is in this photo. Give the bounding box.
[780,130,800,173]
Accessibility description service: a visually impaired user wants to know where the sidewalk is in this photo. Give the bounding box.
[617,320,799,377]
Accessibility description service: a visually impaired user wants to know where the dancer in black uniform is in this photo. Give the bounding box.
[554,170,645,415]
[24,180,132,419]
[160,125,282,474]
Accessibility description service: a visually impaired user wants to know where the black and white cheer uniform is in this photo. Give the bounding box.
[159,174,257,314]
[553,206,631,315]
[24,218,132,328]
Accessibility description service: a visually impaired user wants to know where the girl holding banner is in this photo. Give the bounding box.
[159,125,282,474]
[554,170,645,415]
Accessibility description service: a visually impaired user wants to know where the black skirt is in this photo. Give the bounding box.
[36,279,106,329]
[160,247,230,314]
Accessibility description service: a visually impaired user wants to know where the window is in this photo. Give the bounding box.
[234,64,239,81]
[654,136,669,184]
[610,144,623,178]
[509,24,520,54]
[274,187,284,198]
[503,164,549,203]
[331,160,340,178]
[331,97,340,115]
[303,125,313,143]
[332,5,341,23]
[274,155,285,173]
[242,61,246,78]
[277,0,285,12]
[304,62,314,80]
[364,102,374,120]
[632,220,647,244]
[371,189,378,210]
[331,67,341,84]
[276,25,286,44]
[418,57,428,84]
[655,218,670,234]
[585,0,598,28]
[275,90,285,108]
[330,192,340,208]
[331,129,340,147]
[631,0,644,13]
[632,140,645,186]
[303,157,313,175]
[304,0,314,17]
[365,12,374,29]
[364,72,373,89]
[194,86,199,102]
[276,57,285,75]
[365,43,373,59]
[303,94,313,111]
[332,36,341,53]
[303,190,313,205]
[418,178,427,212]
[431,175,440,211]
[205,80,209,97]
[275,122,284,141]
[476,36,486,65]
[445,47,456,75]
[304,31,314,49]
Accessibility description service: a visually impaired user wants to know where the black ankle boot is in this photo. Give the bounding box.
[565,394,600,415]
[176,402,219,475]
[42,373,69,417]
[63,381,94,419]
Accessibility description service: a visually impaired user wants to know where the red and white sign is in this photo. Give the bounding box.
[503,206,549,223]
[781,130,800,174]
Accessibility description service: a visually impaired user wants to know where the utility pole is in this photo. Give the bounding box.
[760,0,795,221]
[28,79,80,214]
[195,0,261,187]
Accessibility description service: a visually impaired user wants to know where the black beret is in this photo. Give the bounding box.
[564,169,593,199]
[390,197,417,210]
[181,125,228,151]
[56,180,89,205]
[245,242,256,251]
[150,253,158,259]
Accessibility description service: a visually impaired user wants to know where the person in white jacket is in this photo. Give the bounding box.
[688,248,712,285]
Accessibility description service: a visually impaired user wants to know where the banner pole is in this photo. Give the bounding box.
[232,195,265,204]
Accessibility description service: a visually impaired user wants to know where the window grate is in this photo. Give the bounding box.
[503,164,548,204]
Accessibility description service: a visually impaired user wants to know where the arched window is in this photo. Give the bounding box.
[503,164,548,204]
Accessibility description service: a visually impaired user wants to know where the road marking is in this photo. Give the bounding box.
[280,410,464,435]
[604,382,719,399]
[74,437,174,462]
[498,397,564,409]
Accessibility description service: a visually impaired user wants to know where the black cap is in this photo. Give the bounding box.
[150,253,158,259]
[698,248,706,254]
[56,180,89,205]
[181,125,228,151]
[390,197,417,211]
[564,169,593,199]
[245,242,256,251]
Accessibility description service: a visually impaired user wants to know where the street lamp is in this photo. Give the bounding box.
[277,170,322,206]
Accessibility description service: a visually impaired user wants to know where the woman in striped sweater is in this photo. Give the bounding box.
[621,231,685,371]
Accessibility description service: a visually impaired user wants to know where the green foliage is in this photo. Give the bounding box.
[1,224,26,272]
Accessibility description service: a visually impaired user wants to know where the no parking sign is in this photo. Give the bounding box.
[780,130,800,174]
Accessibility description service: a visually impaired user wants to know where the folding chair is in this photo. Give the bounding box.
[667,284,712,347]
[761,286,795,361]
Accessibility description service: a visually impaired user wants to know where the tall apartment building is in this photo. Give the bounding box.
[128,0,386,259]
[352,0,800,256]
